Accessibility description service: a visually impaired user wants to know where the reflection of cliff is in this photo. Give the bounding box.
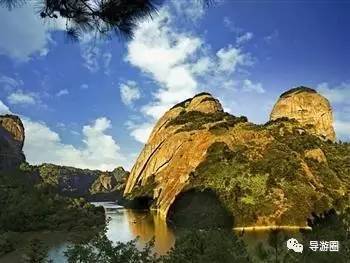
[126,210,175,254]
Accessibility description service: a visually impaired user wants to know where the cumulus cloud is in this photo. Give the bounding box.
[125,121,153,144]
[23,117,127,171]
[216,45,251,73]
[124,6,254,143]
[317,82,350,104]
[0,99,130,169]
[7,90,37,105]
[56,89,69,97]
[120,81,141,106]
[334,120,350,141]
[317,82,350,141]
[0,4,65,61]
[242,79,265,94]
[0,100,12,114]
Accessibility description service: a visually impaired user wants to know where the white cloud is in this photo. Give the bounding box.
[223,17,242,33]
[126,121,153,144]
[171,0,205,22]
[125,6,254,144]
[317,82,350,104]
[242,79,265,94]
[334,120,350,141]
[120,81,141,106]
[23,117,128,171]
[317,82,350,141]
[216,45,251,73]
[0,100,12,114]
[126,8,202,119]
[7,90,36,105]
[0,75,23,91]
[80,84,89,89]
[56,89,69,97]
[80,45,113,74]
[81,45,100,73]
[0,100,132,169]
[0,4,65,61]
[103,52,112,74]
[236,32,253,45]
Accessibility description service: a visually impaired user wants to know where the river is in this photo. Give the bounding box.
[0,202,310,262]
[0,202,175,262]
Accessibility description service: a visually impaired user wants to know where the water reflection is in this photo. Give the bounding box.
[94,202,175,255]
[0,202,175,262]
[125,210,175,254]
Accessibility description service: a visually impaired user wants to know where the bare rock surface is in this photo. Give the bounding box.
[270,86,335,141]
[0,114,25,170]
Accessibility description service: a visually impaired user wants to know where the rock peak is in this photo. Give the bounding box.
[171,92,223,114]
[279,86,317,98]
[270,86,336,141]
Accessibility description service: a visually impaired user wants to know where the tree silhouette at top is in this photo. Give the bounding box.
[0,0,213,41]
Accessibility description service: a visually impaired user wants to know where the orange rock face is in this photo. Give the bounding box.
[270,86,336,142]
[124,94,222,216]
[124,93,252,217]
[123,89,344,227]
[0,114,25,170]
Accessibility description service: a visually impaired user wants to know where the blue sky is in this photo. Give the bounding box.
[0,0,349,171]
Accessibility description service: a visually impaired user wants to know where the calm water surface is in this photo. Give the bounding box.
[0,202,175,263]
[0,202,305,262]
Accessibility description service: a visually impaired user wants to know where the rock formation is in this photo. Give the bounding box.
[270,86,336,142]
[0,114,25,170]
[124,90,349,227]
[32,163,129,200]
[124,93,247,219]
[0,113,128,201]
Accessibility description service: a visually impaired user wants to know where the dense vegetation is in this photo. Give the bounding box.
[63,228,250,263]
[187,119,350,227]
[0,168,105,256]
[19,162,128,200]
[279,86,317,98]
[22,208,350,262]
[166,110,247,134]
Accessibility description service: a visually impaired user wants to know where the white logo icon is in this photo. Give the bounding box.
[287,238,304,253]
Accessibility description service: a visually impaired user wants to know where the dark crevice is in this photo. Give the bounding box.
[154,142,184,175]
[134,139,166,186]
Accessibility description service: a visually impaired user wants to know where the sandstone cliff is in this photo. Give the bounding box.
[124,89,350,227]
[0,114,25,170]
[270,86,335,142]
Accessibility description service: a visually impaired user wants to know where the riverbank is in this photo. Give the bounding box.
[234,225,312,232]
